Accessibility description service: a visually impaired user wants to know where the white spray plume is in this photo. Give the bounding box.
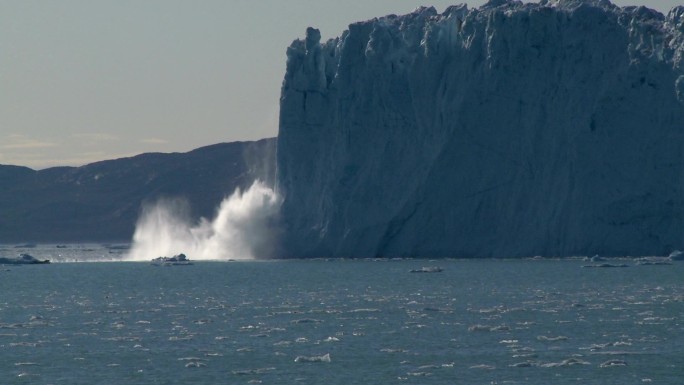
[125,181,281,261]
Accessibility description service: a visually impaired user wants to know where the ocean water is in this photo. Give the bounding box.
[0,245,682,384]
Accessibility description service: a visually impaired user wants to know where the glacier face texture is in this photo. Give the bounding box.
[276,0,684,258]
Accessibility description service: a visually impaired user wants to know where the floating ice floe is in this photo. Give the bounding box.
[348,308,380,313]
[509,361,538,368]
[406,371,432,377]
[151,253,192,266]
[468,324,511,332]
[537,335,569,342]
[582,263,629,268]
[380,348,408,353]
[0,254,49,265]
[540,358,590,368]
[16,373,40,378]
[409,266,443,273]
[600,359,628,368]
[294,353,331,363]
[290,318,322,324]
[232,367,276,375]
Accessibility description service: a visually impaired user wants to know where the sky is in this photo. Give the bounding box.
[1,0,680,169]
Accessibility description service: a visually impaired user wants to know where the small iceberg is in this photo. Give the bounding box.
[294,353,331,363]
[540,358,590,368]
[468,324,511,332]
[410,266,443,273]
[290,318,322,324]
[599,359,627,368]
[184,361,206,368]
[232,367,276,375]
[581,263,629,268]
[151,253,192,266]
[509,361,538,368]
[0,254,50,265]
[537,335,569,342]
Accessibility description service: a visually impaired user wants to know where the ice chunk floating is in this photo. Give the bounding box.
[126,181,281,260]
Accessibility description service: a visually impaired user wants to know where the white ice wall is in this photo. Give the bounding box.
[277,0,684,258]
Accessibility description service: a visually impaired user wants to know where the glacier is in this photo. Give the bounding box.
[276,0,684,258]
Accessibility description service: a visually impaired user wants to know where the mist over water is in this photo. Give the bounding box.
[126,181,281,261]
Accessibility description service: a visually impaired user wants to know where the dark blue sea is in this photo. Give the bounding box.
[0,245,682,384]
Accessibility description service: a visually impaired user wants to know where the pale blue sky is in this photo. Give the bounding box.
[1,0,679,168]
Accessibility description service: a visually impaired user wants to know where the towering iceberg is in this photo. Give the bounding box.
[277,0,684,258]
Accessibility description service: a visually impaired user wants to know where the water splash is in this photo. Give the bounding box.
[125,181,281,261]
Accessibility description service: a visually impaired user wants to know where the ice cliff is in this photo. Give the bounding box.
[276,0,684,258]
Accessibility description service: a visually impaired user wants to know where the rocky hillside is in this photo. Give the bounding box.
[0,138,275,243]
